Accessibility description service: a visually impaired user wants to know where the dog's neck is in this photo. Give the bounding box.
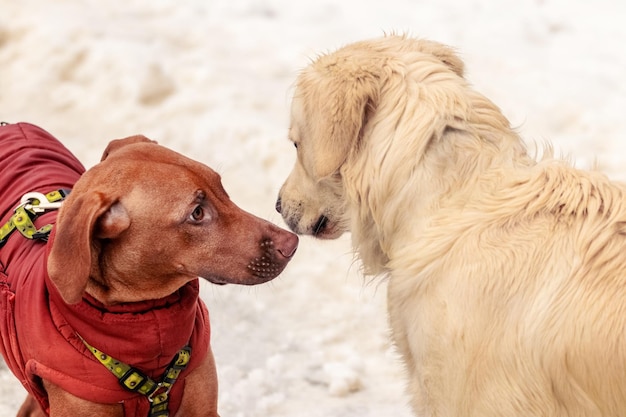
[343,83,534,276]
[84,272,196,306]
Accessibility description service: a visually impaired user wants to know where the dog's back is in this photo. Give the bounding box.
[0,122,83,289]
[0,121,84,291]
[0,122,84,412]
[0,123,84,219]
[388,159,626,415]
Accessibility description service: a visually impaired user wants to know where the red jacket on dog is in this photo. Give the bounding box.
[0,123,210,416]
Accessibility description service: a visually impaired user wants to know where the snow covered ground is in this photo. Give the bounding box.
[1,0,626,415]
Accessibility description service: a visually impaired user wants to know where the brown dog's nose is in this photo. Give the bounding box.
[275,196,282,214]
[276,229,298,258]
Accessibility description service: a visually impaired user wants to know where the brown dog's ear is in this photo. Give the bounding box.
[95,201,130,239]
[299,66,379,178]
[101,135,157,161]
[47,192,130,304]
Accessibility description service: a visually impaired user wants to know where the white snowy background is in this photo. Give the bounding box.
[1,0,625,416]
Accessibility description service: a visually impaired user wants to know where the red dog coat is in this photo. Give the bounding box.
[0,123,210,416]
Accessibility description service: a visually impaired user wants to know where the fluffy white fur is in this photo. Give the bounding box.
[278,35,626,416]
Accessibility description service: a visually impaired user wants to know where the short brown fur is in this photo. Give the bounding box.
[19,135,298,416]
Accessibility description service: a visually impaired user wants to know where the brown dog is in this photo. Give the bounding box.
[0,123,298,417]
[277,35,626,416]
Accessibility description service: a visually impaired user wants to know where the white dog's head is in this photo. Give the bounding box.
[276,35,466,241]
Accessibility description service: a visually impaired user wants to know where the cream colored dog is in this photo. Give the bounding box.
[276,35,626,416]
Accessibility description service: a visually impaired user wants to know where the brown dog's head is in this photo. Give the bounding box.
[276,35,465,240]
[48,136,298,305]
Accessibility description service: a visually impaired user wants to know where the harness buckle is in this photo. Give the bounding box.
[119,367,154,394]
[18,191,64,213]
[147,382,173,403]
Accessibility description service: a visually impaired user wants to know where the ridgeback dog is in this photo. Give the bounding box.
[0,122,298,417]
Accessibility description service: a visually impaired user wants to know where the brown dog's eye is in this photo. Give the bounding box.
[190,206,204,222]
[294,142,298,149]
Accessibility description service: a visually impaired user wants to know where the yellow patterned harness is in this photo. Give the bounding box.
[79,335,191,417]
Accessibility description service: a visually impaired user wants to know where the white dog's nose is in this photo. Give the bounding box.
[275,196,282,214]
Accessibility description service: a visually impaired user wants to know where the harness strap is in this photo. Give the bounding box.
[0,189,70,248]
[79,335,191,417]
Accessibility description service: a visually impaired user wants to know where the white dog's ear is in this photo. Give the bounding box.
[298,68,379,178]
[417,40,465,78]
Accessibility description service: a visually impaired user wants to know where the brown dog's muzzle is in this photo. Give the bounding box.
[247,227,298,281]
[199,213,299,287]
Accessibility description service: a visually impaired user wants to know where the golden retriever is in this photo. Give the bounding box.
[276,34,626,416]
